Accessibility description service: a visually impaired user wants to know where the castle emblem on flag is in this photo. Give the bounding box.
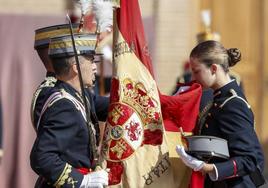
[104,102,144,161]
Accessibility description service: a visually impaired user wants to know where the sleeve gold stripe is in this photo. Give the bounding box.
[53,163,72,188]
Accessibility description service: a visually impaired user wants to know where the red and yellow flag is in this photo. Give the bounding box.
[101,0,175,187]
[101,0,202,187]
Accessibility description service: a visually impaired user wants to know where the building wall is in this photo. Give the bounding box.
[152,0,199,94]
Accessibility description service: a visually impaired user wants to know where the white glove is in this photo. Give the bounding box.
[79,169,109,188]
[176,145,204,171]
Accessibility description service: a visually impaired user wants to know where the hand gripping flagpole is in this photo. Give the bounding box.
[66,14,99,168]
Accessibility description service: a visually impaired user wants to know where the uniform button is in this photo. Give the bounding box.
[205,123,209,128]
[208,113,211,116]
[214,103,218,107]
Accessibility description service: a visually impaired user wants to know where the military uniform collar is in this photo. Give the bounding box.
[56,80,81,98]
[46,71,56,78]
[213,80,237,99]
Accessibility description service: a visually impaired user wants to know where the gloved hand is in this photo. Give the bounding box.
[79,169,109,188]
[176,145,204,171]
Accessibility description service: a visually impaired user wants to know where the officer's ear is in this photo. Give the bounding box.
[70,62,79,76]
[210,64,218,75]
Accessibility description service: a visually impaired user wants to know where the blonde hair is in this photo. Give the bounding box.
[190,40,241,72]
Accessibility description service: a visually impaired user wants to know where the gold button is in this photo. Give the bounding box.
[205,123,209,128]
[208,113,211,116]
[214,103,218,107]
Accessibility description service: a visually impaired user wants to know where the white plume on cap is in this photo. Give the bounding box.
[93,1,113,32]
[201,9,211,28]
[76,0,91,15]
[102,45,112,61]
[75,0,113,32]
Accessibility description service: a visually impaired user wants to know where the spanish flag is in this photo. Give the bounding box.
[100,0,202,187]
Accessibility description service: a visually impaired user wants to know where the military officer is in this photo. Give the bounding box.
[32,24,109,132]
[30,33,109,188]
[176,40,265,188]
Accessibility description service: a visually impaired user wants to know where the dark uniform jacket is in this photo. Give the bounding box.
[31,72,109,131]
[30,80,108,188]
[199,80,265,188]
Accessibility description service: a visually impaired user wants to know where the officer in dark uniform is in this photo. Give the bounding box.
[176,40,265,188]
[30,34,109,188]
[32,24,109,132]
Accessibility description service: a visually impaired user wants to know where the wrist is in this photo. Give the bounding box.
[202,163,215,173]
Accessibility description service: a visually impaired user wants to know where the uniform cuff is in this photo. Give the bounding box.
[53,164,84,188]
[215,160,237,180]
[208,164,218,181]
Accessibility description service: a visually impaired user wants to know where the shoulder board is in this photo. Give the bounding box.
[219,89,250,109]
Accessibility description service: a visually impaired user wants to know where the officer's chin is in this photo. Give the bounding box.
[91,81,96,87]
[84,80,95,88]
[92,74,96,85]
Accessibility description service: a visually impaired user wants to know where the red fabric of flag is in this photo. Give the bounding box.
[115,0,154,76]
